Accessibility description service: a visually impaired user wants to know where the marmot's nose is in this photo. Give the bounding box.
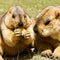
[18,22,23,27]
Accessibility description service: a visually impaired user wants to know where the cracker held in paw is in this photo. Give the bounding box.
[0,6,35,60]
[34,6,60,59]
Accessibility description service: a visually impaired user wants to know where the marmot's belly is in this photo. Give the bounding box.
[2,41,28,56]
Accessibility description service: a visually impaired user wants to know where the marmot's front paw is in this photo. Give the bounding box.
[23,31,31,39]
[14,29,22,37]
[41,50,53,59]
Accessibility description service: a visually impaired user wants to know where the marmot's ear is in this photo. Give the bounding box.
[8,7,14,14]
[8,8,12,14]
[0,12,7,20]
[36,6,51,20]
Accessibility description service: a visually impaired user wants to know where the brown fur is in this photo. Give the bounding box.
[34,6,60,59]
[0,6,35,60]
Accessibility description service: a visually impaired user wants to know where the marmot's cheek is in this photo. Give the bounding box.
[41,29,51,37]
[37,25,44,33]
[23,17,31,29]
[24,24,30,29]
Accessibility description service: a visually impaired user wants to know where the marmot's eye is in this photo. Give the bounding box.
[12,14,15,18]
[24,15,26,18]
[55,13,60,19]
[45,20,50,25]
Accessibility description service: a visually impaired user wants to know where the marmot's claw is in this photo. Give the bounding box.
[23,31,30,39]
[52,53,59,60]
[14,29,22,36]
[41,50,53,59]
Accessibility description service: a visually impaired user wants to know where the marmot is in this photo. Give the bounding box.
[0,6,35,60]
[34,6,60,59]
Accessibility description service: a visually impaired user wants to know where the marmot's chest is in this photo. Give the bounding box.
[38,36,60,46]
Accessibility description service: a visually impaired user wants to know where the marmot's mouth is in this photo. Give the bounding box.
[41,29,51,37]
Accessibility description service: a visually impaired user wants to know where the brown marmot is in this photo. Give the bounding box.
[34,6,60,59]
[0,6,35,60]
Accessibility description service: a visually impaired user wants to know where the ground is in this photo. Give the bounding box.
[0,0,60,60]
[4,51,54,60]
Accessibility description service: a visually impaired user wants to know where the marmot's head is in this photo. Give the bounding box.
[34,6,60,38]
[4,6,31,30]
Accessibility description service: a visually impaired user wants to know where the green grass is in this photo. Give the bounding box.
[0,0,60,18]
[0,0,60,60]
